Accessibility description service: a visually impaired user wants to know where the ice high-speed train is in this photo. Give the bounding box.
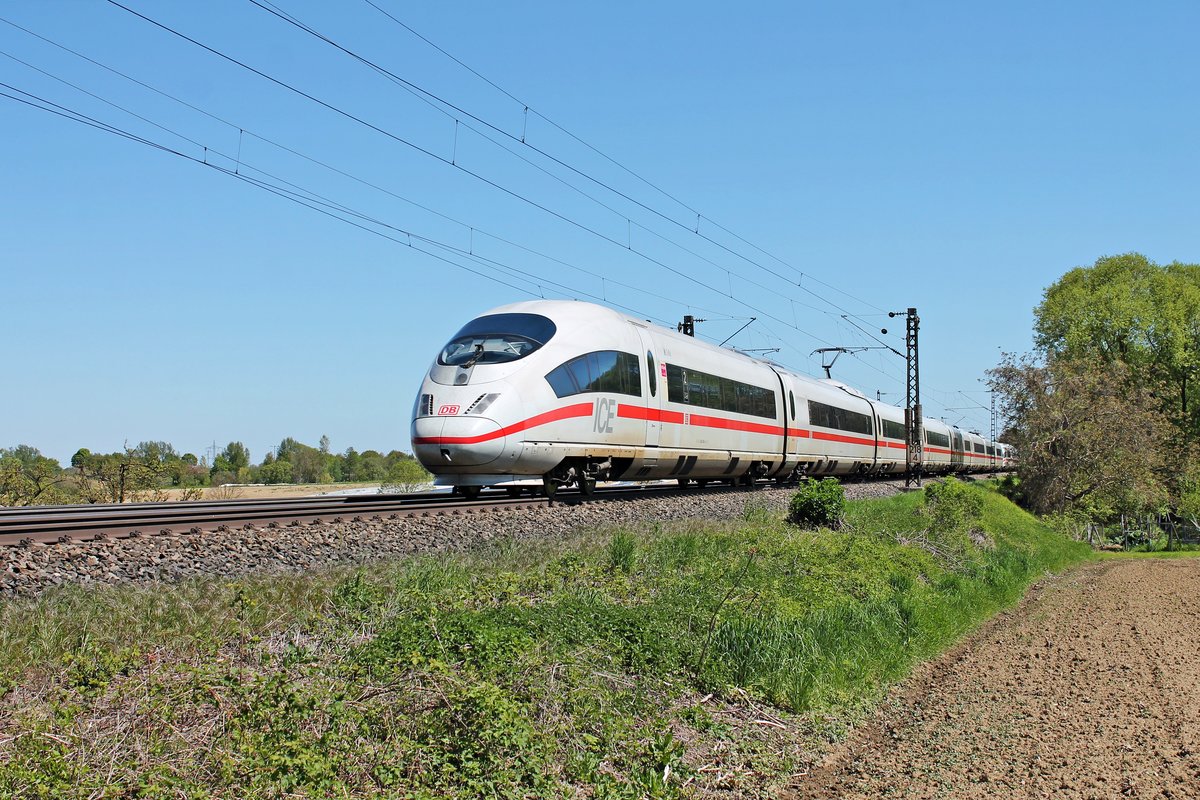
[411,300,1012,497]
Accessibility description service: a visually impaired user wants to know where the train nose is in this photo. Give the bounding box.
[412,415,506,467]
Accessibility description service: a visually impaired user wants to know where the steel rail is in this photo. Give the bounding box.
[0,482,714,547]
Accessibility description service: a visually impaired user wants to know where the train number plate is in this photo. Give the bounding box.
[437,405,460,415]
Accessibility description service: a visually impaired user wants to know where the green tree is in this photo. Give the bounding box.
[381,458,431,493]
[357,450,387,481]
[74,445,171,503]
[0,446,67,506]
[258,460,294,485]
[341,447,362,481]
[276,438,301,462]
[212,441,251,475]
[1035,253,1200,423]
[988,355,1175,519]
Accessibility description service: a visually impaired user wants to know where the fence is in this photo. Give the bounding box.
[1083,514,1200,550]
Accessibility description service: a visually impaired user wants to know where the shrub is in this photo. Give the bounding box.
[922,478,984,533]
[787,478,845,529]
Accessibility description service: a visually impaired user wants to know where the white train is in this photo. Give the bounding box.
[411,300,1012,497]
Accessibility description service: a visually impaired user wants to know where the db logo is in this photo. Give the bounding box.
[437,405,460,415]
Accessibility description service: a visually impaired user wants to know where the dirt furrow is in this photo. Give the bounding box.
[794,558,1200,799]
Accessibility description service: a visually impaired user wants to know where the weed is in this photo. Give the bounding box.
[608,530,637,574]
[923,478,985,533]
[788,478,846,529]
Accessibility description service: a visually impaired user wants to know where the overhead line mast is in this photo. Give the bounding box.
[893,307,922,488]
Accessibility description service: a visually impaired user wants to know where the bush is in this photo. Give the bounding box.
[922,478,984,533]
[787,478,845,529]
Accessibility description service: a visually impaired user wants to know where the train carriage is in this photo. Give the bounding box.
[411,300,1008,496]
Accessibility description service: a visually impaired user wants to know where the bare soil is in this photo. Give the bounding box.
[793,557,1200,800]
[158,481,383,501]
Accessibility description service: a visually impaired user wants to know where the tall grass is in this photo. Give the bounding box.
[0,483,1091,798]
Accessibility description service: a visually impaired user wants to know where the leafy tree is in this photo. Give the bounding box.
[276,438,302,463]
[132,441,179,466]
[354,450,387,481]
[0,446,67,506]
[74,445,171,503]
[381,458,431,493]
[212,441,251,475]
[259,460,294,485]
[289,442,327,484]
[988,355,1175,519]
[1035,253,1200,423]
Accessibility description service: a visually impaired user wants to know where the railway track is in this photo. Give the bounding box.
[0,483,709,547]
[2,472,1001,549]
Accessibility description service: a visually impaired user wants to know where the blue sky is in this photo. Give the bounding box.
[3,0,1198,465]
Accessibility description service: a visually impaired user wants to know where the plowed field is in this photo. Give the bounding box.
[794,558,1200,799]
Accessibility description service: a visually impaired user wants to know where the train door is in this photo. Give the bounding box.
[635,326,662,451]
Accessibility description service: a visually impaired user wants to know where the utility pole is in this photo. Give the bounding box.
[890,308,922,487]
[990,390,998,475]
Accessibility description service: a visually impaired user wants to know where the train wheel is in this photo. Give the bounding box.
[676,478,690,488]
[578,477,597,496]
[505,486,523,497]
[456,485,481,500]
[695,479,709,489]
[542,476,558,499]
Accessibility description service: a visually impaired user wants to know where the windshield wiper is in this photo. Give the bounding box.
[461,343,485,369]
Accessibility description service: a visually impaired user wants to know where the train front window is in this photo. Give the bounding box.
[438,313,556,366]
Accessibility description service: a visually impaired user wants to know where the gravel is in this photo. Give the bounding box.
[1,480,906,598]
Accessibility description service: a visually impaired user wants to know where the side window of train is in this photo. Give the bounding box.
[664,363,776,419]
[789,391,795,420]
[807,400,873,435]
[647,352,657,397]
[545,351,642,399]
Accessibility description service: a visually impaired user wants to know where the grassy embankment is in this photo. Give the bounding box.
[0,483,1089,798]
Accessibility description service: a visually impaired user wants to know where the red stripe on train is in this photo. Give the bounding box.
[810,430,876,448]
[615,405,686,424]
[418,400,1005,458]
[413,402,593,445]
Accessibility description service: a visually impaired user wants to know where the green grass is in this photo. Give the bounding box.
[0,483,1090,798]
[1099,548,1200,559]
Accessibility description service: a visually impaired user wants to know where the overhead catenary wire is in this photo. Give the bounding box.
[349,0,889,319]
[0,79,765,351]
[0,16,716,319]
[1,12,821,354]
[1,11,753,333]
[4,7,933,397]
[70,2,879,356]
[5,70,917,397]
[8,75,966,408]
[99,0,847,353]
[0,5,1015,433]
[244,0,889,324]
